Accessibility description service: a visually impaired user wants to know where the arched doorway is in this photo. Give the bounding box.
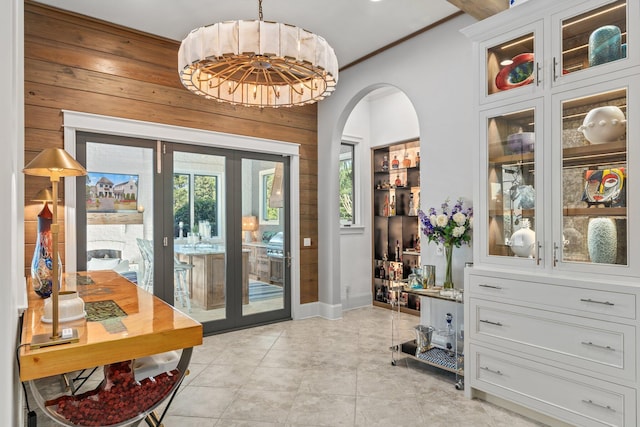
[338,86,420,311]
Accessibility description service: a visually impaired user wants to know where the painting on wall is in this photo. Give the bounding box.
[86,172,139,213]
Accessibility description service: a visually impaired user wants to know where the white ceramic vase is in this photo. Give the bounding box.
[509,219,536,258]
[577,106,626,144]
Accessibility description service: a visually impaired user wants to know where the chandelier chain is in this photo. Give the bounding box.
[258,0,263,21]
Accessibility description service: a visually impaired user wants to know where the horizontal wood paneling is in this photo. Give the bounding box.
[24,1,318,304]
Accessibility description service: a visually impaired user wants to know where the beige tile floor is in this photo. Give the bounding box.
[26,306,547,426]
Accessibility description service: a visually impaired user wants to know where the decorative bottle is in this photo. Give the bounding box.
[402,152,411,168]
[381,155,389,171]
[394,175,402,187]
[390,195,396,216]
[391,155,400,169]
[408,192,416,216]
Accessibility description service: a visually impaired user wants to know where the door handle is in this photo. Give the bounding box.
[284,251,292,268]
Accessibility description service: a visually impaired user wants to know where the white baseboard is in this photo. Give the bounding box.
[471,390,574,427]
[341,292,371,311]
[293,302,319,320]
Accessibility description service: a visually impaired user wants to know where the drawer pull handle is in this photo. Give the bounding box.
[480,366,503,375]
[479,319,503,326]
[479,284,503,290]
[580,298,614,306]
[581,341,616,352]
[582,399,616,412]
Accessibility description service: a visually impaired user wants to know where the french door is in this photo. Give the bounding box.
[76,132,291,334]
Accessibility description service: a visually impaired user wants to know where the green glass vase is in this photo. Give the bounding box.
[443,244,454,289]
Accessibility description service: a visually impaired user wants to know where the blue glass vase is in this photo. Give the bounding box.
[31,203,55,298]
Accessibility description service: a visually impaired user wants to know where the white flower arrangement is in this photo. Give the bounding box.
[418,198,473,248]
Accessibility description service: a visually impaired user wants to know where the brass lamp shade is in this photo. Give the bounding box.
[23,148,87,178]
[32,187,54,202]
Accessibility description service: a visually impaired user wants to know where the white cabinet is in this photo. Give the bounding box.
[463,0,640,425]
[465,268,639,426]
[464,0,639,278]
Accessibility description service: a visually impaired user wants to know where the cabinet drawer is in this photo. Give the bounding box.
[468,274,636,320]
[470,344,636,427]
[470,299,635,380]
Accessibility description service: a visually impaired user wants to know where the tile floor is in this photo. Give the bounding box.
[26,306,547,426]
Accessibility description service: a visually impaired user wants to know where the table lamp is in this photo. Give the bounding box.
[23,148,87,348]
[242,216,258,242]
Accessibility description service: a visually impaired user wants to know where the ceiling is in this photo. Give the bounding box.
[34,0,466,69]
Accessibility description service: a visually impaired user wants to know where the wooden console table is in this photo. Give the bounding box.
[19,270,202,426]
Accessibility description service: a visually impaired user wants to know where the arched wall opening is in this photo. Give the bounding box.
[339,86,420,311]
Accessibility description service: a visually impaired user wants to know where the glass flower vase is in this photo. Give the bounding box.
[443,244,454,289]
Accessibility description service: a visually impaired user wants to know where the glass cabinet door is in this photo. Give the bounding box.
[483,103,541,264]
[558,87,627,267]
[481,21,542,103]
[554,0,631,84]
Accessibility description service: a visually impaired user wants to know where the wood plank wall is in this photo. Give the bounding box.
[24,1,319,304]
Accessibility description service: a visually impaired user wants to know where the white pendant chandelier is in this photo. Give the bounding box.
[178,0,339,108]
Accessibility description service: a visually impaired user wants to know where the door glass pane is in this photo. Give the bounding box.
[561,88,627,265]
[487,108,537,258]
[242,158,285,316]
[486,32,535,96]
[562,0,626,75]
[85,143,153,292]
[173,152,227,322]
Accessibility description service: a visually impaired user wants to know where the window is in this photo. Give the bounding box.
[173,173,220,238]
[339,143,355,225]
[173,173,190,237]
[259,168,280,225]
[194,174,219,238]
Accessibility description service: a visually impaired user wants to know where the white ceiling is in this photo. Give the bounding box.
[34,0,460,68]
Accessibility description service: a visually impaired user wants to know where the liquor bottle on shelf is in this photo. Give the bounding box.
[394,175,402,187]
[383,194,389,217]
[389,264,395,281]
[381,155,389,171]
[408,192,416,216]
[403,152,411,168]
[390,195,396,216]
[415,152,420,168]
[391,155,400,169]
[395,240,400,262]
